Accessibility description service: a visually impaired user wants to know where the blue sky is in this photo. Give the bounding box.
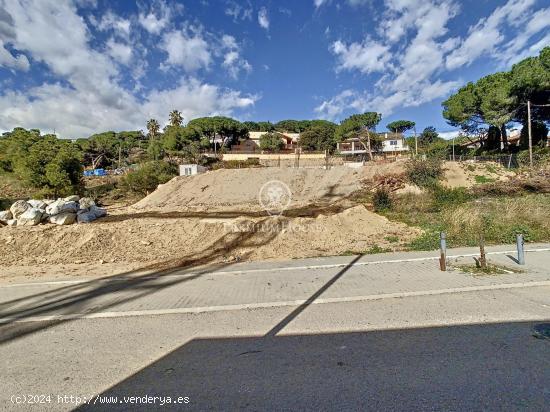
[0,0,548,138]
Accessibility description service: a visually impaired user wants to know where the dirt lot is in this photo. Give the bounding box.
[1,160,514,283]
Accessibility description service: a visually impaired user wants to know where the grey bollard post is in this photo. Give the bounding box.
[439,232,447,271]
[516,234,525,265]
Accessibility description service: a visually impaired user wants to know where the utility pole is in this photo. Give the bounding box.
[527,100,533,168]
[414,126,418,156]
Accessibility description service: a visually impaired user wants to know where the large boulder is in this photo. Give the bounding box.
[79,197,96,209]
[77,211,97,223]
[49,212,76,225]
[10,200,29,219]
[64,195,80,202]
[90,205,107,218]
[46,199,78,216]
[17,208,43,226]
[0,210,12,223]
[27,199,47,210]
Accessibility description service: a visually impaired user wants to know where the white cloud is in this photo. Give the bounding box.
[225,0,252,21]
[161,30,211,72]
[318,0,549,120]
[0,41,29,71]
[0,79,257,137]
[258,7,269,30]
[331,38,391,74]
[314,0,370,8]
[446,0,538,70]
[438,130,460,140]
[314,0,330,8]
[138,1,175,35]
[105,38,132,64]
[0,0,256,137]
[94,10,130,38]
[0,6,29,71]
[498,6,550,66]
[220,35,252,79]
[318,0,461,119]
[315,90,367,119]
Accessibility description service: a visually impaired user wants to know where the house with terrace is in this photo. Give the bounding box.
[337,133,409,159]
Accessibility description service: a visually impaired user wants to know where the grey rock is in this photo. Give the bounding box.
[46,199,78,216]
[10,200,29,219]
[7,219,17,227]
[17,208,43,226]
[77,211,97,224]
[49,212,77,225]
[79,197,96,209]
[64,195,80,202]
[90,205,107,218]
[28,199,47,210]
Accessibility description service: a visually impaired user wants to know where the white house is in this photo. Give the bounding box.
[179,164,207,176]
[337,133,409,157]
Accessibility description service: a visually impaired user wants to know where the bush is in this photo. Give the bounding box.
[431,185,472,209]
[259,132,285,152]
[405,158,443,188]
[373,187,392,211]
[120,161,177,195]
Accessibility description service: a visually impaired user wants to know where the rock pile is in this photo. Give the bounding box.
[0,196,106,227]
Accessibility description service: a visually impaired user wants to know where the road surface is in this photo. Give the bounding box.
[1,245,549,410]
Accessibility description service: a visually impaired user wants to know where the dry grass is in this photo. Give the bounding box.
[383,189,550,250]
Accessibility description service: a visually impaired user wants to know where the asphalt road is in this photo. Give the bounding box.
[1,246,549,411]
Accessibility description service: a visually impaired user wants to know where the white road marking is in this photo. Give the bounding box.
[2,248,549,289]
[2,280,550,323]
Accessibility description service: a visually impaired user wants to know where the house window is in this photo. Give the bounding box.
[389,140,397,146]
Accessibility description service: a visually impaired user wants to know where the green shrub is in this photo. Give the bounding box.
[120,161,177,195]
[405,158,443,188]
[407,229,442,251]
[474,175,495,184]
[373,187,392,211]
[431,186,472,208]
[259,132,285,152]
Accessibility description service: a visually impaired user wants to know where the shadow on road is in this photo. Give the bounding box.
[0,220,280,344]
[78,320,550,411]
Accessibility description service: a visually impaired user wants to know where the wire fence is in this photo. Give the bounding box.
[447,153,550,169]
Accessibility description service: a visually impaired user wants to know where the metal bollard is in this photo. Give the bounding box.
[439,232,447,271]
[516,234,525,265]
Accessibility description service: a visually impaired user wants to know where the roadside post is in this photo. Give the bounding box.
[439,232,447,271]
[479,234,487,269]
[516,234,525,265]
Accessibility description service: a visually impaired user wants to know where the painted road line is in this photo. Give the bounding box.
[2,247,549,289]
[2,280,550,323]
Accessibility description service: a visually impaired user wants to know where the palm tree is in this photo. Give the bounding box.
[146,118,160,139]
[169,110,183,127]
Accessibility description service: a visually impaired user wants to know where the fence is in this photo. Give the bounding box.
[447,153,550,169]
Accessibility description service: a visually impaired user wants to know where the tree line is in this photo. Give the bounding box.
[443,46,549,151]
[0,109,443,195]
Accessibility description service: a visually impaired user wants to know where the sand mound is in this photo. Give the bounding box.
[1,164,424,281]
[443,161,514,188]
[133,167,365,212]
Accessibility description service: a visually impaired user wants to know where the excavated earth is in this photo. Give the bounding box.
[3,161,491,282]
